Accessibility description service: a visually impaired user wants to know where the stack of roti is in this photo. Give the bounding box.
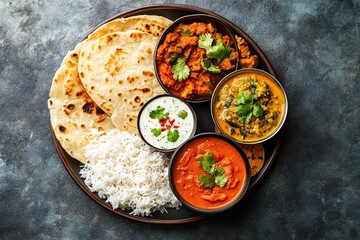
[48,15,172,163]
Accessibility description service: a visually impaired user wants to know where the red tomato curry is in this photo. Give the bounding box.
[172,136,248,210]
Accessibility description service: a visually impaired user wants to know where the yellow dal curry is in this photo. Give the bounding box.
[213,71,286,143]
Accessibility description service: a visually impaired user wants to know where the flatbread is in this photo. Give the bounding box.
[48,42,114,164]
[78,30,165,133]
[87,15,172,42]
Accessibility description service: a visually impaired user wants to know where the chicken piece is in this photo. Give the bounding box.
[235,35,251,58]
[235,35,259,68]
[240,55,259,68]
[219,58,235,71]
[180,80,195,99]
[187,48,206,71]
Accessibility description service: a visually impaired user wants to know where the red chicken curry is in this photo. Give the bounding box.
[156,22,238,100]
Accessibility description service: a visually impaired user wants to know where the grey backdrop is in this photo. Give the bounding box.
[1,0,359,239]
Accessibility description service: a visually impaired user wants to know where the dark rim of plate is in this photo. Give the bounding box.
[136,94,198,152]
[153,13,240,104]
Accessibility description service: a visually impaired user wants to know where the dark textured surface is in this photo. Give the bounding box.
[1,0,359,239]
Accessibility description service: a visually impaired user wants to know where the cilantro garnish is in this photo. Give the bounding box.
[167,129,179,142]
[235,92,264,124]
[197,152,228,188]
[198,152,216,174]
[177,110,188,119]
[151,128,162,137]
[149,106,169,120]
[171,56,190,82]
[207,38,232,63]
[198,34,232,64]
[198,175,215,188]
[213,168,227,187]
[198,33,213,49]
[200,59,221,73]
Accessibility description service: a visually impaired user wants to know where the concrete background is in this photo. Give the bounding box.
[0,0,359,239]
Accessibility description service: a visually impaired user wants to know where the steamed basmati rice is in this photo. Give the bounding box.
[79,129,181,216]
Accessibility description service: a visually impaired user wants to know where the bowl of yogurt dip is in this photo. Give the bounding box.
[137,94,197,152]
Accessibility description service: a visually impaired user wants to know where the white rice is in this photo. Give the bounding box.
[79,129,181,216]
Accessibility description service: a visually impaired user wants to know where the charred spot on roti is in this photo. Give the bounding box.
[130,32,143,41]
[134,96,141,103]
[67,60,76,68]
[142,70,154,77]
[91,86,95,90]
[76,90,85,97]
[106,35,112,43]
[80,72,85,78]
[80,124,85,129]
[140,102,144,106]
[98,126,104,131]
[117,92,122,97]
[87,65,91,71]
[71,53,78,58]
[146,47,152,54]
[49,100,53,105]
[96,106,105,115]
[98,45,102,51]
[118,80,123,85]
[115,48,123,54]
[96,117,106,123]
[129,117,133,122]
[83,102,94,114]
[67,104,75,110]
[127,76,135,83]
[137,56,145,63]
[59,125,67,133]
[128,87,151,94]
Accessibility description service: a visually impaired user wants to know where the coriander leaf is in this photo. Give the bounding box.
[236,92,253,105]
[198,152,216,174]
[177,110,188,119]
[198,174,215,188]
[207,38,231,63]
[149,106,169,120]
[253,103,264,117]
[171,56,190,82]
[235,104,252,117]
[151,128,162,137]
[200,59,221,73]
[238,111,253,124]
[244,112,253,124]
[198,33,213,50]
[214,172,228,188]
[218,44,232,63]
[167,129,179,142]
